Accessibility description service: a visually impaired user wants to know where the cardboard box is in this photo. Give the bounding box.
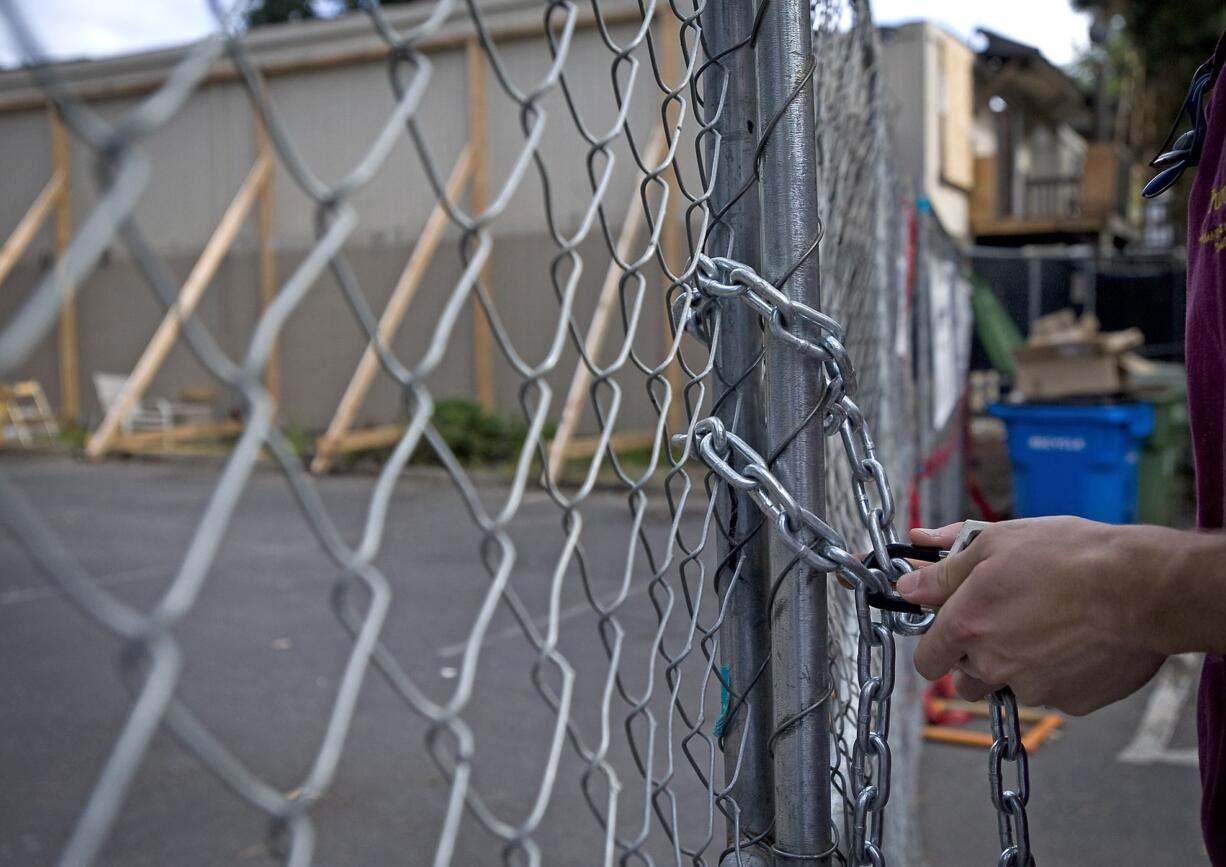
[1013,344,1121,398]
[1011,310,1145,400]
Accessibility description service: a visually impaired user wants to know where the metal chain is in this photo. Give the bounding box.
[945,529,1035,867]
[687,417,885,596]
[680,254,929,866]
[678,415,903,865]
[679,253,1034,867]
[989,689,1034,867]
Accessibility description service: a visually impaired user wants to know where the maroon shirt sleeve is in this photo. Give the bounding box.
[1185,42,1226,866]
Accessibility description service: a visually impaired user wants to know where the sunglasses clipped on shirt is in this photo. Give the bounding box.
[1143,57,1218,199]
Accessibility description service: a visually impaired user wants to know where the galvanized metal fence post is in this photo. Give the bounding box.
[703,2,774,862]
[912,201,933,529]
[754,1,832,864]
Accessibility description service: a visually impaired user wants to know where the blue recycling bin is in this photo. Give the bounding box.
[987,403,1154,524]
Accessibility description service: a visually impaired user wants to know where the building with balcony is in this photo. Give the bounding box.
[878,22,1182,373]
[970,28,1138,247]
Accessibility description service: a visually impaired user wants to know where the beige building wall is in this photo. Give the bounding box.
[878,21,973,240]
[0,0,691,437]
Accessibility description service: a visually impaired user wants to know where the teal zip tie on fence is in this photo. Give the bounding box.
[713,665,731,738]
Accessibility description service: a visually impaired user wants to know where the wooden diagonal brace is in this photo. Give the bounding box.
[85,153,271,460]
[310,146,473,473]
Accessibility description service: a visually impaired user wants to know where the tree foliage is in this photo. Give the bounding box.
[1073,0,1226,150]
[247,0,319,26]
[247,0,417,27]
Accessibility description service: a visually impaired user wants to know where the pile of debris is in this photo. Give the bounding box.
[1012,309,1154,400]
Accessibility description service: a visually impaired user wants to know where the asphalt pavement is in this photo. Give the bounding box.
[0,456,1208,866]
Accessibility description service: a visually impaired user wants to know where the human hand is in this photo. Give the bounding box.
[897,517,1165,716]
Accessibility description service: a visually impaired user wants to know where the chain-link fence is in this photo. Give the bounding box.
[910,199,974,533]
[0,1,1030,865]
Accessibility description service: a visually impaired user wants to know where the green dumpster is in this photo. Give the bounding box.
[969,274,1022,378]
[1132,362,1190,526]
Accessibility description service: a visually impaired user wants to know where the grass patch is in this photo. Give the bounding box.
[416,398,532,466]
[57,424,88,450]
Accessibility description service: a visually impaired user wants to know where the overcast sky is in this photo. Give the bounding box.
[874,0,1092,66]
[0,0,1093,69]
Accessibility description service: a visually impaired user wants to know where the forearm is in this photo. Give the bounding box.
[1124,524,1226,656]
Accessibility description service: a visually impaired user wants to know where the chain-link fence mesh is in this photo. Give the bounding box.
[810,3,920,859]
[0,1,927,865]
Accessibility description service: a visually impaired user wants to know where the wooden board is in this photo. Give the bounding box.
[546,128,667,480]
[466,37,495,413]
[938,34,975,192]
[256,114,281,406]
[51,107,79,423]
[85,155,270,459]
[0,171,63,287]
[110,419,244,451]
[316,423,407,457]
[560,430,659,461]
[311,147,473,474]
[923,697,1064,753]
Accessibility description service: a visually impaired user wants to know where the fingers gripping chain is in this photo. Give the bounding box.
[683,258,1034,867]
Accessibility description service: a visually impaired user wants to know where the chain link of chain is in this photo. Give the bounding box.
[945,528,1036,867]
[681,253,924,865]
[678,414,903,865]
[989,689,1034,867]
[849,580,895,867]
[679,254,1033,866]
